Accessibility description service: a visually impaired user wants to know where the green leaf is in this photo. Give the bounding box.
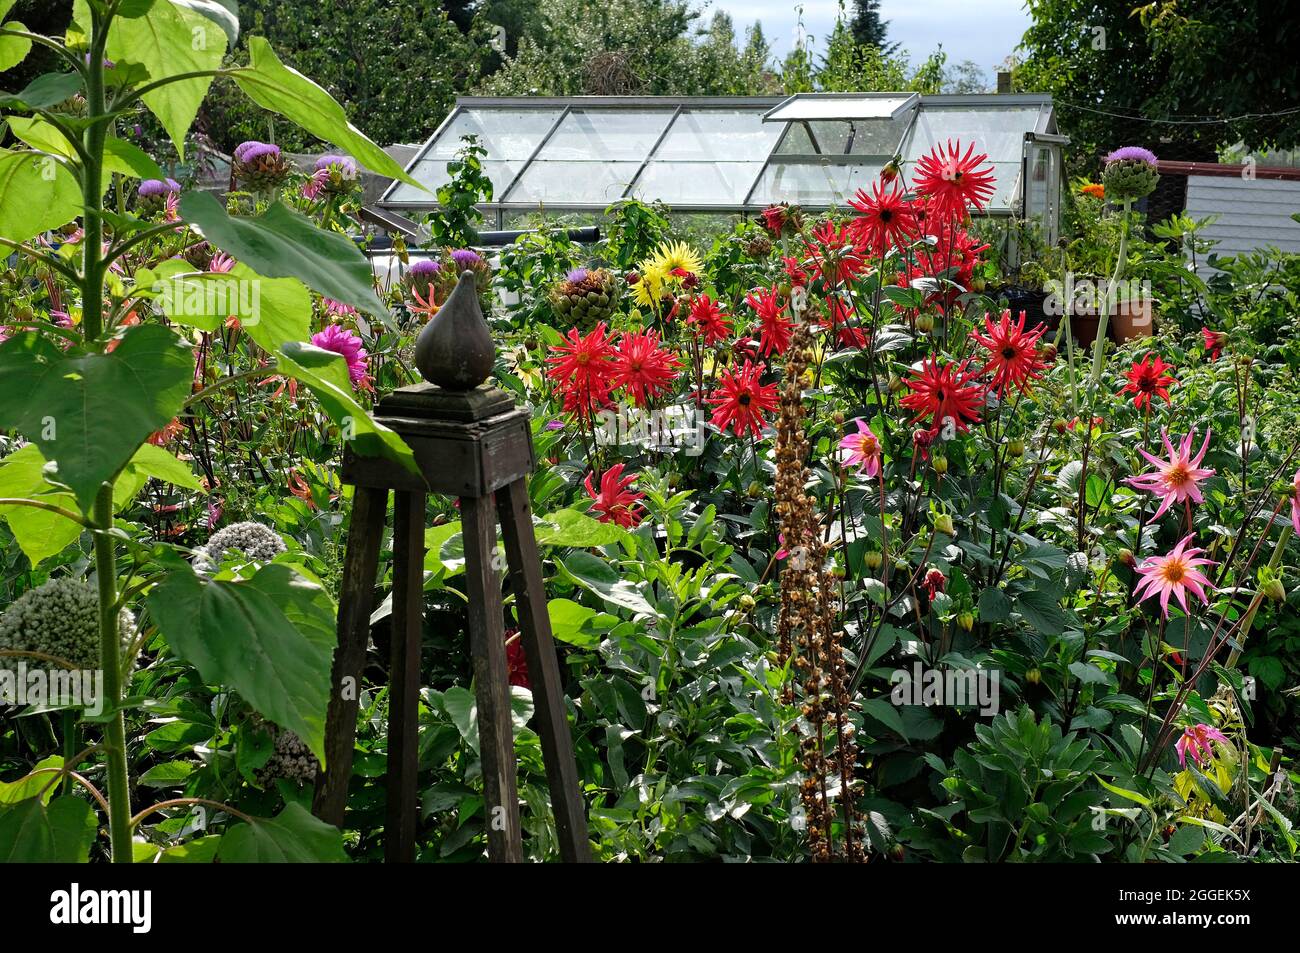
[0,325,194,510]
[0,796,97,862]
[121,442,204,492]
[179,192,386,316]
[0,756,63,806]
[232,36,421,189]
[0,0,20,21]
[547,597,600,647]
[138,760,195,787]
[0,21,31,73]
[1094,774,1152,808]
[147,562,337,765]
[104,135,168,180]
[977,587,1012,623]
[215,802,346,862]
[0,148,81,243]
[278,342,417,474]
[0,444,83,566]
[557,551,654,615]
[170,0,239,45]
[0,72,83,109]
[535,508,628,548]
[423,520,463,577]
[5,115,75,157]
[105,0,227,158]
[1014,588,1069,636]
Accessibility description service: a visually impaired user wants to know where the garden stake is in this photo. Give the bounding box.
[313,272,591,863]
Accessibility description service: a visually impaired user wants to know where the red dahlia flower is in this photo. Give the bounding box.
[912,139,997,220]
[747,286,794,357]
[610,329,680,407]
[707,360,779,439]
[1202,328,1226,360]
[848,180,919,258]
[686,294,733,345]
[969,309,1048,396]
[804,220,867,286]
[1119,353,1177,409]
[584,463,646,528]
[900,356,986,435]
[546,322,616,418]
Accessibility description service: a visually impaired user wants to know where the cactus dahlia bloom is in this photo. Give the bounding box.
[1119,353,1177,409]
[706,360,779,439]
[900,356,986,435]
[839,419,882,477]
[1125,427,1215,521]
[746,286,793,357]
[848,180,919,258]
[311,323,370,388]
[969,309,1048,396]
[686,294,732,345]
[546,322,616,419]
[911,139,997,220]
[233,140,290,191]
[0,578,135,670]
[1133,534,1216,618]
[1290,468,1300,537]
[1175,722,1229,768]
[584,463,646,528]
[1201,328,1227,360]
[610,329,680,407]
[201,521,287,565]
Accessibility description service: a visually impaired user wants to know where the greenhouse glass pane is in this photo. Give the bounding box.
[536,109,673,161]
[505,160,642,204]
[774,117,910,157]
[767,94,915,121]
[632,161,766,205]
[905,106,1040,164]
[386,159,520,204]
[427,108,561,160]
[752,161,884,206]
[655,109,782,162]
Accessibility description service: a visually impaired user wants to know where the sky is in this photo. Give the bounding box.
[709,0,1033,82]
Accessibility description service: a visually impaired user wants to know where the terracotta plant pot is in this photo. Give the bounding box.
[1068,310,1100,345]
[1110,299,1154,342]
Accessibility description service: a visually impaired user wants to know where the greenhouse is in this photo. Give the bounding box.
[382,93,1065,236]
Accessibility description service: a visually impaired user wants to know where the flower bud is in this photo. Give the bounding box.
[932,453,948,475]
[933,513,955,536]
[1263,578,1286,603]
[1025,667,1042,685]
[957,611,974,632]
[915,313,935,333]
[1008,438,1025,458]
[864,550,883,571]
[1053,417,1068,434]
[1118,548,1136,569]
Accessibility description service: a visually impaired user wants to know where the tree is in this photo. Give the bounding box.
[200,0,477,152]
[849,0,898,54]
[1017,0,1300,169]
[944,60,990,94]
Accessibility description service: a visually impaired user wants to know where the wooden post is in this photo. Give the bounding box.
[314,381,591,863]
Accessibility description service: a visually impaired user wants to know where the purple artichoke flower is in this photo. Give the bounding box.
[450,249,484,271]
[1104,146,1158,166]
[566,268,589,284]
[138,178,181,198]
[315,154,358,179]
[234,140,281,164]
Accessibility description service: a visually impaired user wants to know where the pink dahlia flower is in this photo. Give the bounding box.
[839,419,882,477]
[1126,427,1215,521]
[1175,722,1228,768]
[310,323,369,389]
[1133,534,1216,618]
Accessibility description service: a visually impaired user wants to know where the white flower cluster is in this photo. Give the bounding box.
[198,521,286,567]
[0,578,135,669]
[256,727,320,786]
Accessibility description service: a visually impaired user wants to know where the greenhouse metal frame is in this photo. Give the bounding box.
[380,92,1066,239]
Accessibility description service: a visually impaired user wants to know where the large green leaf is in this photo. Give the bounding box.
[103,135,168,181]
[179,192,385,316]
[171,0,238,45]
[147,562,336,764]
[278,341,417,474]
[0,796,97,862]
[215,802,346,862]
[0,19,30,72]
[104,0,227,158]
[547,597,600,648]
[0,72,83,110]
[0,148,81,243]
[557,551,654,615]
[0,444,82,566]
[231,36,421,189]
[535,508,629,548]
[0,326,194,510]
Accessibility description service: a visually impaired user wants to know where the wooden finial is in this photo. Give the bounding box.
[414,270,495,391]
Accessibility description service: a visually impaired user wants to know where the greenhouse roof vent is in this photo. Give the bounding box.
[763,92,919,123]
